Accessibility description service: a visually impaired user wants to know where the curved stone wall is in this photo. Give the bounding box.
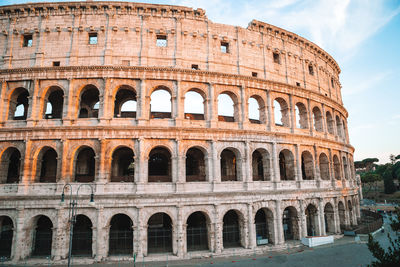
[0,1,358,264]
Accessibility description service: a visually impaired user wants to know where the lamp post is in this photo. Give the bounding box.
[61,183,94,267]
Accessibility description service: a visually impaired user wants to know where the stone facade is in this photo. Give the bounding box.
[0,1,359,265]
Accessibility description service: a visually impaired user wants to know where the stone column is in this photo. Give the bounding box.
[274,200,284,245]
[239,85,246,129]
[12,208,26,262]
[272,142,279,183]
[266,90,272,131]
[294,144,302,187]
[211,141,220,186]
[0,80,7,124]
[318,198,326,236]
[97,139,108,183]
[289,94,295,133]
[307,98,313,136]
[244,141,251,185]
[207,83,217,128]
[299,200,307,238]
[26,79,39,125]
[95,207,108,261]
[134,207,145,257]
[214,205,223,253]
[333,198,341,233]
[135,138,147,185]
[176,206,184,257]
[321,103,328,138]
[136,79,147,125]
[53,207,68,261]
[247,204,256,249]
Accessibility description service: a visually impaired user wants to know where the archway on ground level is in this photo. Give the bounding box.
[187,212,209,251]
[279,149,295,180]
[32,216,53,257]
[0,216,13,258]
[220,149,238,181]
[186,147,206,182]
[111,147,134,182]
[348,200,354,226]
[223,210,242,248]
[44,87,64,119]
[324,203,335,234]
[109,214,133,255]
[338,201,346,232]
[319,153,330,180]
[0,147,21,184]
[38,147,57,183]
[71,215,92,256]
[301,151,314,180]
[147,213,172,253]
[75,147,95,182]
[255,208,274,245]
[148,147,171,182]
[283,206,299,240]
[305,204,318,236]
[114,87,137,118]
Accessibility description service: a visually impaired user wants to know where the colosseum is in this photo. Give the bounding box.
[0,0,360,265]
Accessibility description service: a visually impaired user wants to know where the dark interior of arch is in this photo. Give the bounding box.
[333,156,341,180]
[255,209,269,244]
[279,150,295,181]
[187,211,208,251]
[283,207,298,240]
[75,147,95,182]
[252,150,264,181]
[223,210,241,248]
[324,203,335,234]
[39,148,57,183]
[148,147,171,182]
[45,88,64,119]
[111,147,134,182]
[72,215,92,256]
[186,148,206,182]
[147,213,172,253]
[338,202,346,231]
[305,205,318,236]
[109,214,133,255]
[12,89,29,120]
[79,86,99,118]
[114,88,137,118]
[301,152,314,180]
[0,216,13,258]
[32,216,53,257]
[319,154,330,180]
[220,149,237,181]
[6,148,21,184]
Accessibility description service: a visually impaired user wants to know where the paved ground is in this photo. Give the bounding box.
[6,216,397,267]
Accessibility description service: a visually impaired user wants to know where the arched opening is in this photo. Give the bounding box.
[220,149,238,181]
[147,213,172,254]
[283,207,299,240]
[114,87,137,118]
[348,200,354,226]
[252,149,270,181]
[336,116,343,138]
[301,151,314,180]
[295,102,308,129]
[148,147,171,182]
[248,96,264,124]
[0,148,21,184]
[319,153,330,180]
[326,111,334,134]
[150,89,171,119]
[343,156,349,180]
[0,216,13,258]
[186,212,209,251]
[255,208,274,245]
[305,204,318,236]
[333,155,341,180]
[186,147,206,182]
[279,149,295,181]
[9,88,29,120]
[312,107,323,132]
[75,147,95,182]
[218,93,236,122]
[324,203,335,234]
[71,215,92,256]
[223,210,241,248]
[111,147,134,182]
[274,98,289,127]
[338,201,346,231]
[44,87,64,119]
[78,85,99,118]
[38,148,57,183]
[32,216,53,257]
[184,90,205,120]
[109,214,133,255]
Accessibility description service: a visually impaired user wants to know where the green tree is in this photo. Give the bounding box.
[383,166,396,194]
[361,173,382,193]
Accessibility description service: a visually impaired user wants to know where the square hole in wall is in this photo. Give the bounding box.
[308,64,314,75]
[89,32,98,44]
[252,72,258,77]
[52,61,60,66]
[156,35,167,47]
[191,64,199,70]
[22,34,33,47]
[296,82,301,87]
[273,52,280,64]
[220,41,229,53]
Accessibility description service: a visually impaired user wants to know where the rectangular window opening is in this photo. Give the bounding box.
[23,34,33,47]
[89,32,98,45]
[296,82,301,87]
[331,78,335,88]
[52,61,60,67]
[156,35,167,47]
[273,52,280,64]
[191,64,199,70]
[252,72,258,78]
[220,42,229,53]
[308,65,314,75]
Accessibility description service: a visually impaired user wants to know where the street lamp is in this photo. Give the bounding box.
[61,183,94,267]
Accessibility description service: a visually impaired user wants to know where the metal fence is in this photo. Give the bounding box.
[147,227,172,253]
[355,209,383,234]
[187,226,208,251]
[223,224,240,248]
[109,230,133,255]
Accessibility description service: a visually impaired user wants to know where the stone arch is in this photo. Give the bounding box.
[326,111,334,134]
[186,147,206,182]
[72,214,93,256]
[42,86,64,119]
[148,146,172,182]
[113,85,137,118]
[31,215,53,257]
[0,147,21,184]
[222,209,244,248]
[312,106,324,132]
[333,155,341,180]
[74,146,96,182]
[279,149,295,181]
[218,91,239,122]
[184,89,206,120]
[8,87,29,120]
[254,208,274,245]
[319,153,330,180]
[220,147,241,181]
[111,146,135,182]
[109,213,133,255]
[295,102,308,129]
[248,95,266,124]
[252,148,271,181]
[78,84,100,118]
[305,204,318,236]
[324,203,335,234]
[273,97,290,127]
[186,211,210,251]
[36,146,58,183]
[282,206,300,240]
[147,212,173,254]
[0,216,14,258]
[150,86,172,119]
[301,151,314,180]
[338,201,346,231]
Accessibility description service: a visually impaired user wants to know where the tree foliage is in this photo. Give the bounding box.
[361,173,382,193]
[383,166,396,194]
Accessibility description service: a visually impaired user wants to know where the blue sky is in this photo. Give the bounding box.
[3,0,400,163]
